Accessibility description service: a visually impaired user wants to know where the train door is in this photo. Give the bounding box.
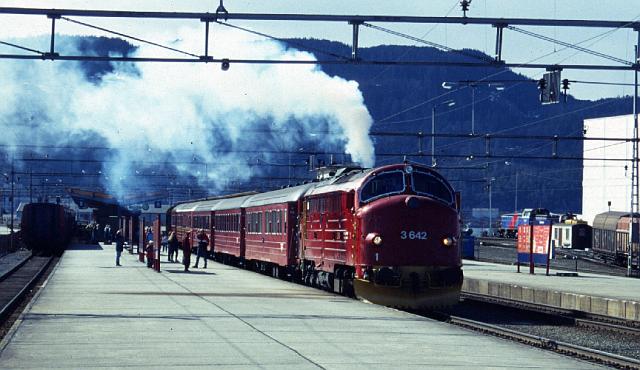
[344,191,356,266]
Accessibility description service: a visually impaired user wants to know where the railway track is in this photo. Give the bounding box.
[448,315,640,369]
[0,256,55,324]
[427,293,640,368]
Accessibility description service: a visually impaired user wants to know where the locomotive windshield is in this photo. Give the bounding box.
[360,170,406,203]
[411,170,454,205]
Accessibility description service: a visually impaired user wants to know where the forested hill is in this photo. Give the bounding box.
[285,38,632,214]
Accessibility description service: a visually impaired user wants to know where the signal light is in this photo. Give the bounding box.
[221,58,230,71]
[460,0,472,17]
[561,79,570,102]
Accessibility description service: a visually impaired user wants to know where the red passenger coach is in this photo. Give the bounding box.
[242,185,313,276]
[211,195,252,262]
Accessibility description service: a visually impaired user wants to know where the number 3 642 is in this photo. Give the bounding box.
[400,231,427,240]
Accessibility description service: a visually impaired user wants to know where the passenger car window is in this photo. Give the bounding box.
[360,170,405,203]
[411,170,454,205]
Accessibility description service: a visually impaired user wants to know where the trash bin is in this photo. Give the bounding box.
[462,236,475,259]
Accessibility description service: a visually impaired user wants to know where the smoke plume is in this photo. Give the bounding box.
[0,27,375,200]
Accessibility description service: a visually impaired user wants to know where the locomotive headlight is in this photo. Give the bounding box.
[373,235,383,246]
[442,237,454,246]
[405,165,414,174]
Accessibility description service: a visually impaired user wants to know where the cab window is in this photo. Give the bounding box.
[411,171,454,205]
[359,170,406,204]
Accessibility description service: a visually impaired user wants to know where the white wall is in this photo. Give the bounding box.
[582,114,635,224]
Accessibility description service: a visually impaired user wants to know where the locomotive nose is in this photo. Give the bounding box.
[405,196,421,209]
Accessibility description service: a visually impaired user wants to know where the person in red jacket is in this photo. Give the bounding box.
[181,232,192,272]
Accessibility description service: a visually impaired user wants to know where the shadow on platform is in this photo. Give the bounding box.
[67,244,103,250]
[164,269,216,275]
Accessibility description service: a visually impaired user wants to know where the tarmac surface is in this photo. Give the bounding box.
[0,243,604,369]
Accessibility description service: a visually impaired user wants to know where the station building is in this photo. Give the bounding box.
[582,114,636,224]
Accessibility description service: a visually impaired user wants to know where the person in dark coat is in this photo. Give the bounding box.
[146,240,155,268]
[181,232,191,272]
[193,229,209,269]
[167,231,178,262]
[115,229,124,266]
[104,224,113,244]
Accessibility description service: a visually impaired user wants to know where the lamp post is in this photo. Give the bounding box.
[488,176,496,236]
[504,160,518,213]
[431,99,456,167]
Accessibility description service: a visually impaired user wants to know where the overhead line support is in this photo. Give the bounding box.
[349,20,363,61]
[45,13,60,60]
[2,8,640,29]
[493,23,506,62]
[200,17,214,62]
[0,53,634,70]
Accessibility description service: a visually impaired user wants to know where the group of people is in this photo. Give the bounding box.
[112,227,211,273]
[86,222,114,244]
[179,229,210,272]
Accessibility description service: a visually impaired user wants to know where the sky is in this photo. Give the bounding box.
[0,0,638,100]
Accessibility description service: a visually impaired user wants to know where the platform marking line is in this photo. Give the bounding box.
[147,266,327,370]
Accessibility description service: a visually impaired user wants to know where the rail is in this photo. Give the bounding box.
[0,257,54,323]
[449,315,640,369]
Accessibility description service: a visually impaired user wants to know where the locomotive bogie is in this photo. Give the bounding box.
[353,265,463,309]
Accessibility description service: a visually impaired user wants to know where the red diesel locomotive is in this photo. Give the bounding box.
[169,162,463,309]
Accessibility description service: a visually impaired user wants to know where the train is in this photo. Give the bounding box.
[591,211,639,267]
[20,202,76,256]
[168,162,463,309]
[498,209,588,239]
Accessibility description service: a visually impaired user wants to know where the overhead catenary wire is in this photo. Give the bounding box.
[61,16,200,58]
[362,22,495,64]
[507,25,633,66]
[214,21,351,61]
[364,0,460,85]
[2,7,636,197]
[376,14,639,129]
[0,40,44,55]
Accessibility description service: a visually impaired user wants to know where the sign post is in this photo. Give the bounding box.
[517,218,553,274]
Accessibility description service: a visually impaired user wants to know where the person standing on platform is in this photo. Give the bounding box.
[146,240,155,268]
[161,231,168,254]
[193,229,209,269]
[104,224,112,244]
[145,227,153,244]
[115,229,124,266]
[181,232,191,272]
[167,231,178,262]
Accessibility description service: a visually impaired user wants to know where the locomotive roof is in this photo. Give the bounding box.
[242,183,315,208]
[305,168,372,196]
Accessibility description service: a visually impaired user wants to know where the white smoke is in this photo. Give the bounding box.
[0,27,375,199]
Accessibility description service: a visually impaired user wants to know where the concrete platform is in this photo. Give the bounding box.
[463,260,640,321]
[0,243,604,369]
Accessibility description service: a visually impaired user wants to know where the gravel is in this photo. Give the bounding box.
[445,300,640,360]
